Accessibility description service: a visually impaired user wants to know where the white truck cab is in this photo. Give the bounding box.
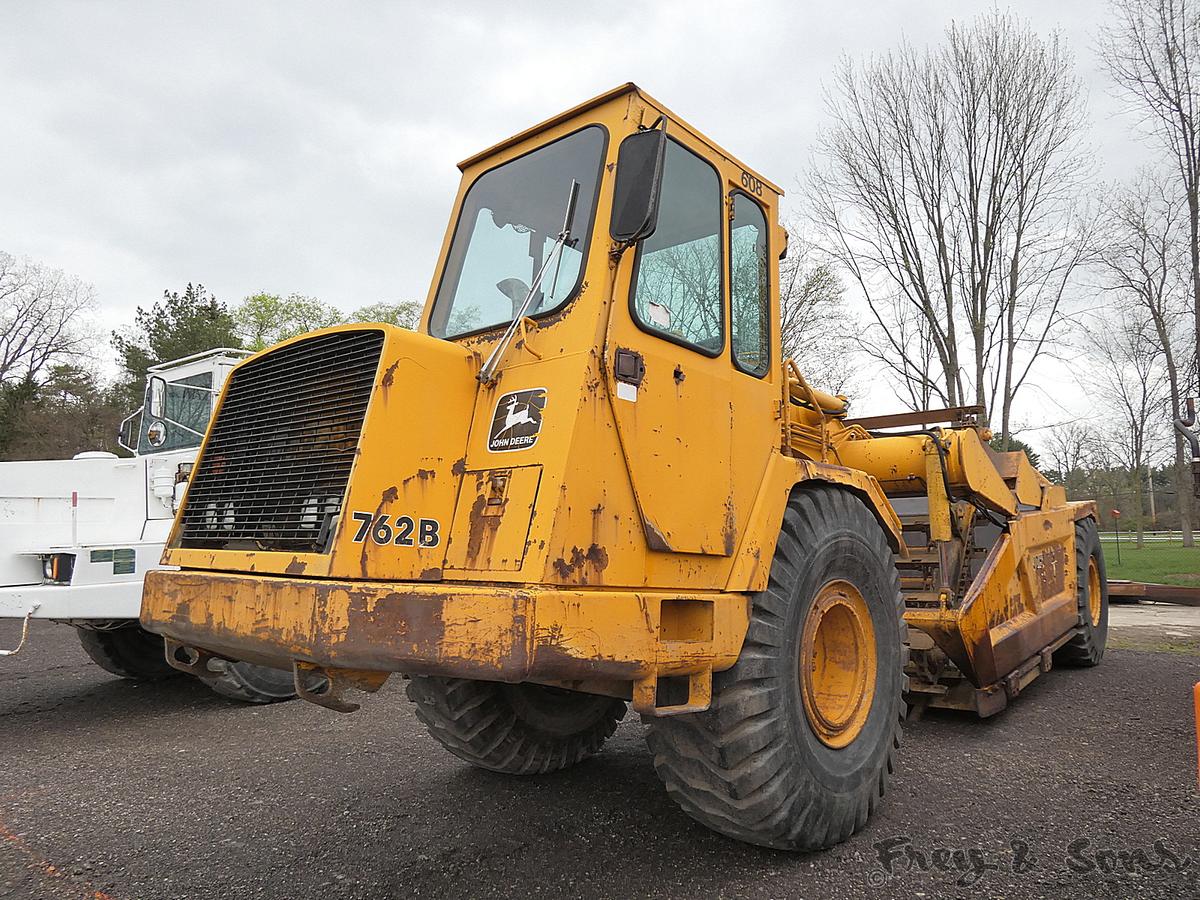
[0,348,297,703]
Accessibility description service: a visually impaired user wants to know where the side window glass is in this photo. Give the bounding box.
[730,194,769,376]
[630,140,723,354]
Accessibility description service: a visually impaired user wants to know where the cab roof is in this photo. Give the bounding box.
[457,82,783,197]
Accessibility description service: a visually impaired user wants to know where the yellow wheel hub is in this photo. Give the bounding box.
[799,580,877,749]
[1087,557,1102,627]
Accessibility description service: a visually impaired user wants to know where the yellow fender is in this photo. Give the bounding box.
[725,451,907,593]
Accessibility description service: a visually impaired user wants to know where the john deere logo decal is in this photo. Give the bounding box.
[488,388,546,452]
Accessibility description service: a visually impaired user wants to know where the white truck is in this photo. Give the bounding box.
[0,348,298,703]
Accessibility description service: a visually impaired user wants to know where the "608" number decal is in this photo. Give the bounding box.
[350,512,441,548]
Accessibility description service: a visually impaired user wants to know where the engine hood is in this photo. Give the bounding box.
[163,325,480,582]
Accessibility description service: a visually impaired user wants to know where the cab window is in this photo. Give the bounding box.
[138,372,213,454]
[429,126,607,339]
[629,139,723,355]
[730,193,769,376]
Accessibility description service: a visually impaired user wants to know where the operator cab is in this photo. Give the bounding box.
[161,84,790,591]
[118,349,251,456]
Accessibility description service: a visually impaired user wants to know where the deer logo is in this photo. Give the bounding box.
[488,388,547,452]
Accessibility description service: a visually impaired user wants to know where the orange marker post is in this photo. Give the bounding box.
[1195,682,1200,791]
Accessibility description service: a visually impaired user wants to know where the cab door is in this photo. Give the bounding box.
[606,137,733,555]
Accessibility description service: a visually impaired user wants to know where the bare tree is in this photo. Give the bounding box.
[809,11,1092,438]
[1095,168,1196,543]
[1042,420,1103,485]
[0,251,95,384]
[778,230,856,395]
[1102,0,1200,385]
[1083,307,1170,547]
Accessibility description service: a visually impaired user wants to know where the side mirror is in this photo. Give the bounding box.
[610,128,667,244]
[117,409,141,453]
[147,376,167,418]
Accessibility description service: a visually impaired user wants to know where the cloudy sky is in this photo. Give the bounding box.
[1,1,1147,433]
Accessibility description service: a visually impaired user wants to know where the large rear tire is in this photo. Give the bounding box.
[407,677,627,775]
[76,625,180,681]
[644,486,906,850]
[1055,517,1108,667]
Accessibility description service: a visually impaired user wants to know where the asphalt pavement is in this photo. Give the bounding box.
[1,612,1197,900]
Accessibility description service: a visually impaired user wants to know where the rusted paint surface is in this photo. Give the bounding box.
[285,557,307,575]
[463,492,495,565]
[359,485,400,578]
[1031,544,1067,599]
[551,544,609,584]
[444,466,542,573]
[140,569,750,688]
[380,360,399,389]
[722,497,737,556]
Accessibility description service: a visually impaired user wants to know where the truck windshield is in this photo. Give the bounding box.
[429,126,606,339]
[138,372,213,454]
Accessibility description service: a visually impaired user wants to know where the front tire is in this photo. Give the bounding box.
[1055,517,1108,667]
[644,486,906,850]
[407,677,627,775]
[76,625,180,681]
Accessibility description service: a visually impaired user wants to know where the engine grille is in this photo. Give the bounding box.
[178,329,384,552]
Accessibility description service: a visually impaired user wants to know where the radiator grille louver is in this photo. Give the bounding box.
[178,329,384,552]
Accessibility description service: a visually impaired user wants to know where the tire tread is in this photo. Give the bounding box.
[645,485,907,850]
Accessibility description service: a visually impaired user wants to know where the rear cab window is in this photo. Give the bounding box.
[729,192,769,377]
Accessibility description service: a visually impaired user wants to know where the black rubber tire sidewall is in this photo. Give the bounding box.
[76,625,180,681]
[1057,517,1108,666]
[407,676,627,775]
[206,660,299,704]
[776,522,903,794]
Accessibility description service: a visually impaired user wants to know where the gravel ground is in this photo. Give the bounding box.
[1,614,1197,900]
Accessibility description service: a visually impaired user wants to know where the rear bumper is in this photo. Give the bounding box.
[140,569,749,704]
[0,580,143,619]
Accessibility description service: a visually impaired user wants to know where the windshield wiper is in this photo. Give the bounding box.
[477,179,580,385]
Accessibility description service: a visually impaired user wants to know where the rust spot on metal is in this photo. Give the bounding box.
[360,486,400,577]
[530,639,641,680]
[642,517,672,552]
[722,497,737,555]
[344,588,447,670]
[380,360,399,389]
[451,457,467,476]
[464,491,497,566]
[285,557,307,575]
[418,567,443,581]
[403,468,436,487]
[1031,545,1066,599]
[551,544,609,584]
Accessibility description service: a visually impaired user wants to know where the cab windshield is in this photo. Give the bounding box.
[137,372,213,454]
[429,126,606,339]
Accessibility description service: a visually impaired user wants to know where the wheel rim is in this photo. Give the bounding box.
[799,580,877,749]
[1087,556,1102,627]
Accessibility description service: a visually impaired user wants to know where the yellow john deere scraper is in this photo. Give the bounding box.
[141,84,1107,850]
